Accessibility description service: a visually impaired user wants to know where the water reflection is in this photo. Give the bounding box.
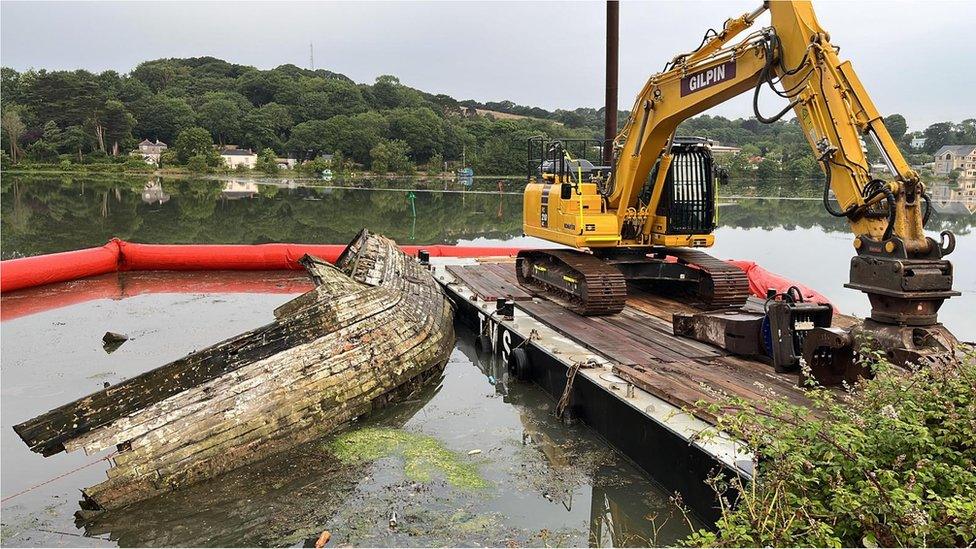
[4,175,973,261]
[929,178,976,214]
[466,335,698,547]
[0,176,524,259]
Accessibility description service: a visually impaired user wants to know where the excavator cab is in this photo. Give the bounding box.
[636,137,716,238]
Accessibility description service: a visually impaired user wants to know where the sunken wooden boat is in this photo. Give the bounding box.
[13,229,456,510]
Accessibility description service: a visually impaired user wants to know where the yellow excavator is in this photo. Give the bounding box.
[518,1,959,362]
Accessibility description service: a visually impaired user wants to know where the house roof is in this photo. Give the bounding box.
[138,139,154,146]
[155,140,167,147]
[221,149,256,156]
[934,145,976,157]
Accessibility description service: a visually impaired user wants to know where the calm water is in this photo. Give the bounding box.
[1,174,974,547]
[3,174,973,338]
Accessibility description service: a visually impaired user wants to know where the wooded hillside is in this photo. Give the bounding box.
[2,57,972,175]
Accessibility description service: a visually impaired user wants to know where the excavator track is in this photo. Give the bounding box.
[517,247,749,316]
[661,248,750,309]
[516,250,627,316]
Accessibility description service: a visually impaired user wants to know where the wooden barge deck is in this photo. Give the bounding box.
[432,257,856,521]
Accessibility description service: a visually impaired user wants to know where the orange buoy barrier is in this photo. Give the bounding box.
[728,259,835,310]
[1,239,523,293]
[1,240,834,312]
[1,240,122,294]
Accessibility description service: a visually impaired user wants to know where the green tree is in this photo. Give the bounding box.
[132,95,195,143]
[296,79,367,121]
[370,139,413,174]
[427,152,444,175]
[41,120,63,148]
[62,125,93,162]
[186,154,210,173]
[91,99,136,155]
[131,59,184,93]
[287,112,387,164]
[756,158,780,182]
[2,106,26,163]
[194,92,245,145]
[242,102,293,151]
[386,107,443,161]
[28,139,58,162]
[236,70,289,106]
[883,113,907,140]
[255,148,280,174]
[298,157,330,176]
[174,126,218,165]
[367,75,424,110]
[159,148,178,168]
[331,150,346,172]
[923,122,953,153]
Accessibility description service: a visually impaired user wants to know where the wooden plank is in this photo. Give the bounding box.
[481,262,522,286]
[469,257,837,421]
[471,264,533,300]
[446,265,532,302]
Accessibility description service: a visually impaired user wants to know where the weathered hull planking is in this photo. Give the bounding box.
[12,229,455,510]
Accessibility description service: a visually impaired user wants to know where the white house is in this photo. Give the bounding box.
[220,148,258,169]
[910,136,927,149]
[134,139,167,166]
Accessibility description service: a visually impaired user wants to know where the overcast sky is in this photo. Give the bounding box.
[2,1,972,130]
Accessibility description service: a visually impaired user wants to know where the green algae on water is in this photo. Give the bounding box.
[329,427,489,489]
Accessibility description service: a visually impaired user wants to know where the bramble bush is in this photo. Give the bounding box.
[683,349,976,547]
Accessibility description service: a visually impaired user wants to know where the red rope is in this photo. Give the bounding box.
[1,451,118,504]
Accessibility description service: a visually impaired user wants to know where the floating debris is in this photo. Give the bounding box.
[101,331,128,353]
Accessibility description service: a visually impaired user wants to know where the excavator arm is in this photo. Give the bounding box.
[520,0,958,362]
[609,1,932,251]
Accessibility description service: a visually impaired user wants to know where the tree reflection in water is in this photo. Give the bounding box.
[4,175,972,261]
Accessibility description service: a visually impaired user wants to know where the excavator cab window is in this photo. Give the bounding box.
[526,136,612,185]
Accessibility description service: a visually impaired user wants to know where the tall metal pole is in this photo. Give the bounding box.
[604,0,619,164]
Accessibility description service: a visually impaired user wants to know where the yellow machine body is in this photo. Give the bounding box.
[523,0,930,258]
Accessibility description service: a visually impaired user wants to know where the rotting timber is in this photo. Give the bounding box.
[13,229,455,510]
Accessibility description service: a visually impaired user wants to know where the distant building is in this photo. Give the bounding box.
[220,148,258,169]
[221,180,259,199]
[276,158,297,170]
[933,145,976,177]
[133,139,167,166]
[910,136,927,149]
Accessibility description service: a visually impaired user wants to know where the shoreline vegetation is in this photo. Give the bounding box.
[0,163,960,190]
[682,351,976,547]
[3,57,974,180]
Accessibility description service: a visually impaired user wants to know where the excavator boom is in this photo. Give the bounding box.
[520,0,959,365]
